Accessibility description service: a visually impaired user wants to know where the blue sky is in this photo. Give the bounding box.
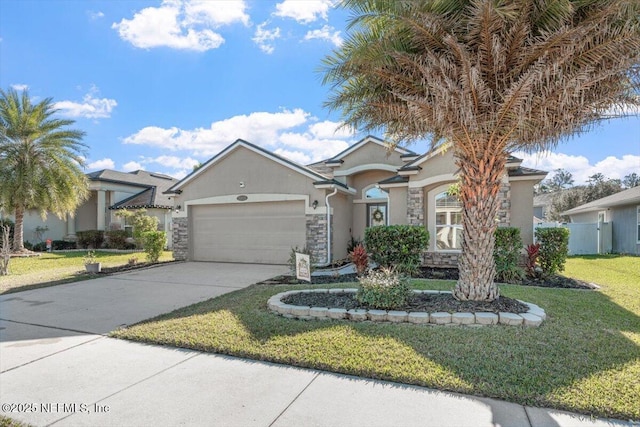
[1,0,638,184]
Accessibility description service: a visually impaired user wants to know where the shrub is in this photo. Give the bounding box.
[52,240,76,250]
[365,225,429,268]
[525,243,541,277]
[494,227,524,283]
[115,209,158,249]
[356,267,411,310]
[348,243,368,276]
[288,246,315,277]
[535,227,570,276]
[31,242,47,252]
[105,230,129,249]
[140,231,166,263]
[76,230,105,249]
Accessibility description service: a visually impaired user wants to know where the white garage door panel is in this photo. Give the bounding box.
[192,202,306,264]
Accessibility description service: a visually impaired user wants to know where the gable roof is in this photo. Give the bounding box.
[324,135,417,164]
[88,169,178,210]
[166,139,331,194]
[563,186,640,216]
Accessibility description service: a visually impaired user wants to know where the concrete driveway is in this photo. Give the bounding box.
[0,262,633,427]
[0,262,287,371]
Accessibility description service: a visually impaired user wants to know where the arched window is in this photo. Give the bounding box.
[434,191,463,250]
[365,186,387,199]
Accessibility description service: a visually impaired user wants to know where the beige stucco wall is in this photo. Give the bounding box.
[334,142,405,172]
[76,193,98,231]
[352,204,367,242]
[388,187,408,225]
[330,193,352,260]
[348,170,396,196]
[176,146,326,208]
[411,149,458,182]
[21,211,67,244]
[509,180,536,245]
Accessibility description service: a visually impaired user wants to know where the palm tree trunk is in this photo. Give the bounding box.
[13,206,25,252]
[453,152,506,302]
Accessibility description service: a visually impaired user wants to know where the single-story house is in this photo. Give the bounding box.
[166,136,547,266]
[562,185,640,255]
[3,170,178,247]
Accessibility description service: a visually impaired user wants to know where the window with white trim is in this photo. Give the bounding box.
[435,191,463,250]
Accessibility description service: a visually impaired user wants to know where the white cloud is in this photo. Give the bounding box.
[55,87,117,119]
[253,22,281,54]
[88,10,104,20]
[122,109,355,166]
[304,25,342,46]
[87,158,115,170]
[122,161,143,172]
[11,84,29,91]
[112,0,248,51]
[123,109,310,156]
[274,0,333,24]
[515,151,640,184]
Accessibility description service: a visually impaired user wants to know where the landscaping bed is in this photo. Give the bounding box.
[282,290,529,314]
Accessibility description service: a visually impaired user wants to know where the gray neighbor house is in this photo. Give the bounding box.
[563,185,640,255]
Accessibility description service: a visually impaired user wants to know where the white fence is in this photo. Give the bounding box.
[534,222,612,255]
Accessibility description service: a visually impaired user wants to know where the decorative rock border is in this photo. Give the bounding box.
[267,289,546,327]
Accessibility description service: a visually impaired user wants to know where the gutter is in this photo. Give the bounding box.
[316,186,338,267]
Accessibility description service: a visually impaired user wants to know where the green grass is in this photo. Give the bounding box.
[112,255,640,420]
[1,250,174,294]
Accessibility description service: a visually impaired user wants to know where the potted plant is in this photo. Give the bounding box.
[83,250,101,273]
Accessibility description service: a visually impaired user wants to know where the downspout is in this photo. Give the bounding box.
[323,186,339,266]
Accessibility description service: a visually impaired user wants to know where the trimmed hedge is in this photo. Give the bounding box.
[365,225,429,268]
[535,227,570,276]
[76,230,105,249]
[105,230,129,249]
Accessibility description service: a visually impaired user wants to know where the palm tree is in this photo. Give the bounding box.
[0,89,89,252]
[323,0,640,301]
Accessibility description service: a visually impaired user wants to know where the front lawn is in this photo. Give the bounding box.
[112,256,640,420]
[1,250,174,294]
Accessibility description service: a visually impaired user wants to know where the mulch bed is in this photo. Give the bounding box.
[258,267,596,289]
[282,291,529,314]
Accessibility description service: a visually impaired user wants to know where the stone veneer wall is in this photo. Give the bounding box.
[407,188,425,226]
[497,180,511,226]
[423,251,460,267]
[172,217,188,261]
[306,214,329,264]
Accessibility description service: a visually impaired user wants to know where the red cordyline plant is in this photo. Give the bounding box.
[349,243,369,276]
[525,243,541,277]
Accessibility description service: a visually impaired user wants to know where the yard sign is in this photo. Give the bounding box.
[295,252,311,282]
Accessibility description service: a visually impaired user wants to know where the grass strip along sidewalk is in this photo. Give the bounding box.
[112,256,640,421]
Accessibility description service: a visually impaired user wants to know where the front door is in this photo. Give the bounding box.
[367,203,387,227]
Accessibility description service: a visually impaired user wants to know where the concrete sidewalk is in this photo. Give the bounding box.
[0,262,635,426]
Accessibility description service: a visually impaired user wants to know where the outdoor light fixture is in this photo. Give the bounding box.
[239,181,245,188]
[312,200,318,209]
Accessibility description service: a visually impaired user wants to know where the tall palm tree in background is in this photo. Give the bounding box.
[0,89,89,252]
[323,0,640,301]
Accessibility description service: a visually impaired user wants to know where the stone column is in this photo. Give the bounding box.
[306,214,328,264]
[407,188,425,226]
[172,218,188,260]
[97,190,106,230]
[497,179,511,227]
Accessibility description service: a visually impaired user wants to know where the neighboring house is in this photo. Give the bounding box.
[533,191,558,221]
[562,185,640,255]
[10,170,178,247]
[166,136,547,266]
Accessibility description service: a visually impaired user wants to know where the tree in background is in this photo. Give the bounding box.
[622,172,640,189]
[322,0,640,301]
[548,173,623,221]
[0,89,89,252]
[537,169,574,194]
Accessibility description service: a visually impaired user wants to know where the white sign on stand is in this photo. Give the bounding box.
[295,252,311,282]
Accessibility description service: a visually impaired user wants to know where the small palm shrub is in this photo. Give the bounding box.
[349,243,368,276]
[356,267,411,310]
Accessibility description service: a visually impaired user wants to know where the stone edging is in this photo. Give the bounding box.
[268,289,546,327]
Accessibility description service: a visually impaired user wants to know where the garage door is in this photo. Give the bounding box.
[191,201,307,264]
